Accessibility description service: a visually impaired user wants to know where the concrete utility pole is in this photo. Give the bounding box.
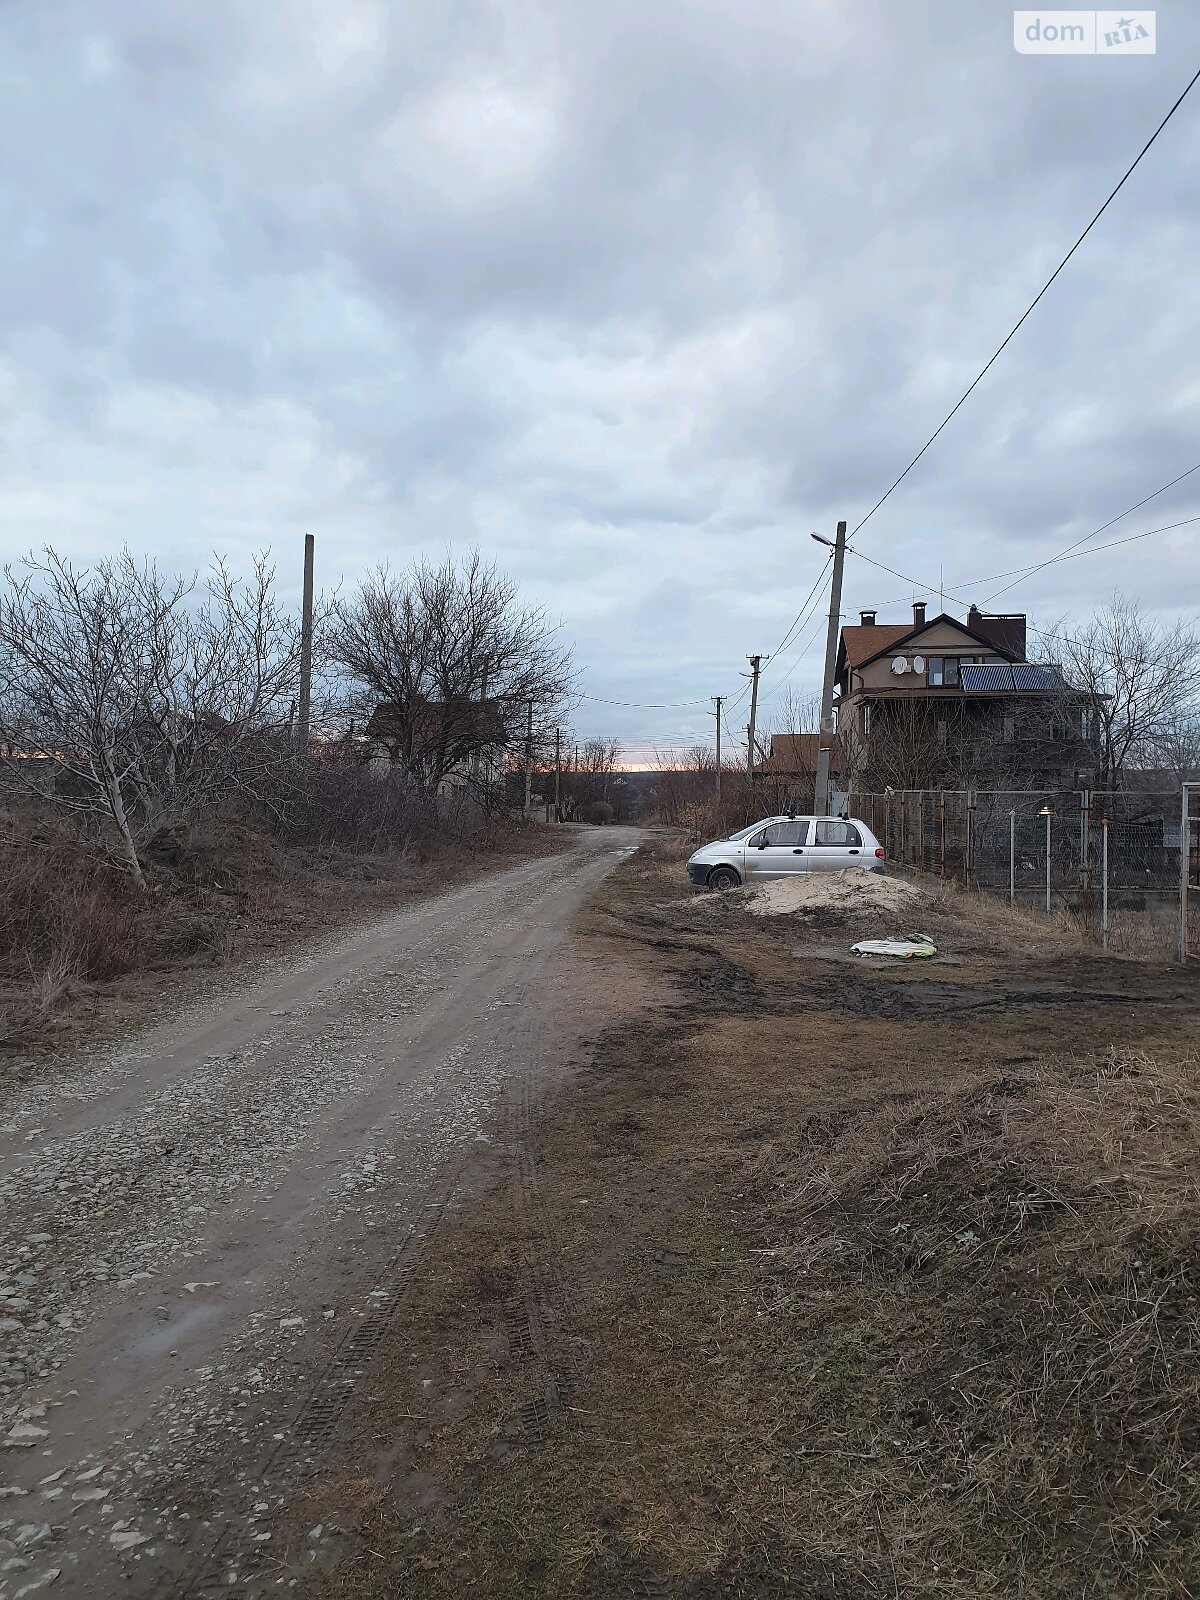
[297,532,315,752]
[554,726,561,820]
[813,519,848,818]
[711,695,723,799]
[523,700,534,819]
[745,656,763,792]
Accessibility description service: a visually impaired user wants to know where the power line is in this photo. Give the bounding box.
[768,549,834,660]
[982,464,1200,603]
[575,689,714,709]
[849,63,1200,542]
[849,510,1200,623]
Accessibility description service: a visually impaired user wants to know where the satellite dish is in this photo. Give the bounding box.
[912,654,926,673]
[890,656,908,676]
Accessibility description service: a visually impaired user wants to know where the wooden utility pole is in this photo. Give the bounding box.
[745,656,763,792]
[711,695,723,799]
[523,700,534,819]
[554,726,561,820]
[297,532,315,752]
[813,519,847,818]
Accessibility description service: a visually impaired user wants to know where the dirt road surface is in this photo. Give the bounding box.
[0,827,641,1598]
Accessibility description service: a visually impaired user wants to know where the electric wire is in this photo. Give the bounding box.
[849,63,1200,542]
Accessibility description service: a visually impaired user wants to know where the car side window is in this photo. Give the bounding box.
[761,820,805,847]
[812,820,861,847]
[747,829,768,848]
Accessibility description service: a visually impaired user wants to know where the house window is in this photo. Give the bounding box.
[1001,716,1015,742]
[928,657,957,686]
[861,703,871,738]
[1079,708,1091,740]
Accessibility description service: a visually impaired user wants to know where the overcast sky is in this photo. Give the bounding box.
[3,1,1199,760]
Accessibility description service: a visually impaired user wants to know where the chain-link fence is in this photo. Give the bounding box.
[855,788,1196,961]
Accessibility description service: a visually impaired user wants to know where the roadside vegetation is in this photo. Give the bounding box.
[0,545,576,1050]
[275,836,1200,1600]
[0,785,560,1052]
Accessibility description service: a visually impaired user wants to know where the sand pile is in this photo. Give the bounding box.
[746,868,924,918]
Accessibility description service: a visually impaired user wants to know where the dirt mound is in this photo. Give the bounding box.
[747,868,923,918]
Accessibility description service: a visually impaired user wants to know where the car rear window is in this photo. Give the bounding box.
[812,820,862,847]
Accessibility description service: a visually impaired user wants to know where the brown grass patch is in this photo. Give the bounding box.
[0,805,569,1053]
[265,838,1200,1599]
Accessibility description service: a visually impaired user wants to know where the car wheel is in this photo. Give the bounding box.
[707,866,741,891]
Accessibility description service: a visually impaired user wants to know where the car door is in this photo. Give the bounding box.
[807,818,866,872]
[743,819,810,878]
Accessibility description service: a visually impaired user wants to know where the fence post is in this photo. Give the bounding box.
[1009,809,1015,906]
[965,789,975,887]
[1045,808,1052,914]
[1101,814,1109,950]
[1080,789,1091,896]
[1182,786,1191,965]
[939,792,946,878]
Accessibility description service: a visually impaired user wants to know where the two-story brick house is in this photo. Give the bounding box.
[833,603,1098,791]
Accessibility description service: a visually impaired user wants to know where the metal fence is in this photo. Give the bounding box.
[1185,784,1200,963]
[855,788,1199,962]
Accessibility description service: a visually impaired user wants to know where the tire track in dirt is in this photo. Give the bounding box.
[162,836,641,1599]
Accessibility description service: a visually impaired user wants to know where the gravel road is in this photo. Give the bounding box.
[0,827,640,1598]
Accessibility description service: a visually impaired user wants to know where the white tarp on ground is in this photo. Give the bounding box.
[850,938,938,959]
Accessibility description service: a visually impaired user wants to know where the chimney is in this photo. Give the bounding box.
[912,601,926,628]
[859,609,877,626]
[968,604,982,627]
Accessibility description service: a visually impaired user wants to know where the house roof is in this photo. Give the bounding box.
[837,611,1024,685]
[759,732,845,776]
[839,624,910,669]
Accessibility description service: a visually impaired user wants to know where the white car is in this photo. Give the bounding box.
[686,814,886,891]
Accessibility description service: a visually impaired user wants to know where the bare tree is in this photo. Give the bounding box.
[326,552,574,800]
[1149,707,1200,786]
[0,549,302,884]
[1053,596,1200,791]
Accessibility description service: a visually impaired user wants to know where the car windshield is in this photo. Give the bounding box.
[723,821,774,842]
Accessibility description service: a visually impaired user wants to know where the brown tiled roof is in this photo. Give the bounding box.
[839,624,909,667]
[760,732,845,776]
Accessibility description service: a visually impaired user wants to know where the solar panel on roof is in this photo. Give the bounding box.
[961,663,1015,692]
[1012,663,1063,691]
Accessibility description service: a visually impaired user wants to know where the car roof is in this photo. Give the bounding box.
[760,814,869,823]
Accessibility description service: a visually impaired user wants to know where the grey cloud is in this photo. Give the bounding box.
[0,0,1198,751]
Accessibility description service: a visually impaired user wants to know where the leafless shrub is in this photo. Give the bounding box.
[0,548,303,884]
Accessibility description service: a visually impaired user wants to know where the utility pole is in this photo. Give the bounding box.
[745,656,763,792]
[523,700,534,819]
[711,695,723,800]
[297,532,315,753]
[813,519,848,818]
[554,726,561,821]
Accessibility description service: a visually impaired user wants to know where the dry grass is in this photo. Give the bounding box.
[268,839,1200,1599]
[0,803,566,1050]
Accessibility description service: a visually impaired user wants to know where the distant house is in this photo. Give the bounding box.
[833,603,1099,791]
[364,696,508,799]
[758,732,847,783]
